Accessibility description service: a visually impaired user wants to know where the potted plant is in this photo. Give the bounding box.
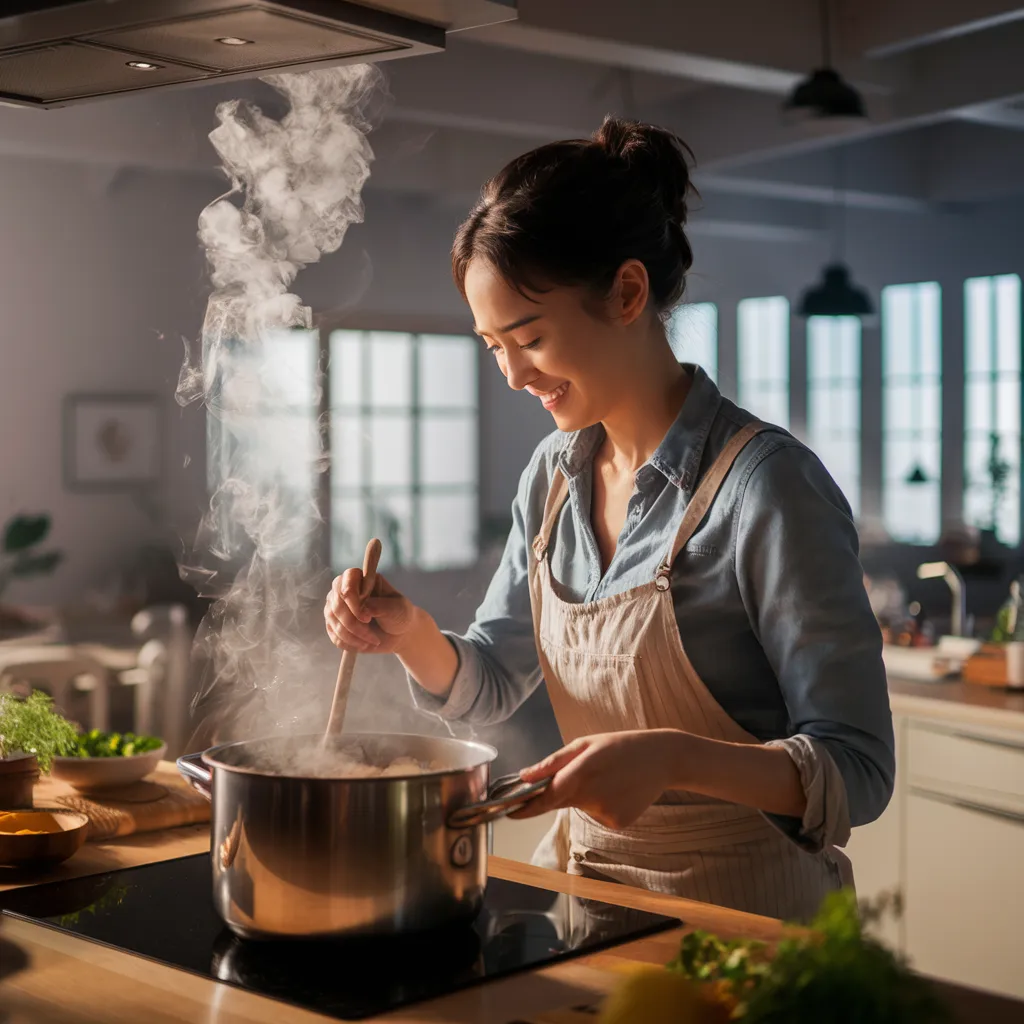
[0,690,78,807]
[0,513,64,638]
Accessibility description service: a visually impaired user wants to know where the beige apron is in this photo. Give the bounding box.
[527,422,846,923]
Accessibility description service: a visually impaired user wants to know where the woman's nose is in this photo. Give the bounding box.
[503,351,533,391]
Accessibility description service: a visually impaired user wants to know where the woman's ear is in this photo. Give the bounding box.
[607,259,650,326]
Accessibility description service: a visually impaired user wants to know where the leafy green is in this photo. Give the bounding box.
[56,882,130,928]
[669,888,950,1023]
[0,513,63,599]
[71,729,163,758]
[3,515,50,553]
[0,690,78,771]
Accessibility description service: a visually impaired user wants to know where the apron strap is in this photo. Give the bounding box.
[532,467,570,562]
[656,421,768,588]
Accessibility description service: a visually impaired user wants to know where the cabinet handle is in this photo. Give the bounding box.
[945,730,1024,754]
[913,723,1024,753]
[910,785,1024,826]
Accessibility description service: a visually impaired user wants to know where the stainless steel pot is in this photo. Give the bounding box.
[177,732,548,940]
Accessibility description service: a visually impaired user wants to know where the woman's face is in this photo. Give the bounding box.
[464,258,648,433]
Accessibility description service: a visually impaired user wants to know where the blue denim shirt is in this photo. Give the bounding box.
[413,365,895,840]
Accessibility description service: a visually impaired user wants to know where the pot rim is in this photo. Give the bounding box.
[0,752,39,769]
[199,731,499,782]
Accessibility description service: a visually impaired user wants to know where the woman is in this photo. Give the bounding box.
[324,116,894,922]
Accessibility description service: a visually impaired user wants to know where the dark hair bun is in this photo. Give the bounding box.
[453,115,697,315]
[593,116,694,226]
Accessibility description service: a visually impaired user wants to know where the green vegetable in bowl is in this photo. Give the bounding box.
[72,729,163,758]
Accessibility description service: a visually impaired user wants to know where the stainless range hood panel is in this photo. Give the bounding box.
[0,0,516,109]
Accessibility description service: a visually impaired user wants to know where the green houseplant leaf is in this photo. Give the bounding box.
[4,515,51,554]
[10,551,64,577]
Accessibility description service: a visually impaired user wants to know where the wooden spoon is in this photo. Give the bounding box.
[323,538,383,742]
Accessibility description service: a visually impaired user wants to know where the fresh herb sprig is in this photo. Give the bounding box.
[0,690,78,771]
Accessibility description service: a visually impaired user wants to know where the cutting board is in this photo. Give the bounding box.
[32,761,209,841]
[963,644,1009,688]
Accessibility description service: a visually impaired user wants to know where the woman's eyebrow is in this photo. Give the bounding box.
[473,314,542,336]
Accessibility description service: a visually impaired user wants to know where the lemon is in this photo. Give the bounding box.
[599,966,729,1024]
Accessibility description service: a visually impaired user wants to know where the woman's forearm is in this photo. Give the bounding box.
[657,729,807,819]
[394,607,460,697]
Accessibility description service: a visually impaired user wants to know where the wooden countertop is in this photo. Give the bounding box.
[3,775,1023,1022]
[0,814,788,1024]
[888,675,1024,732]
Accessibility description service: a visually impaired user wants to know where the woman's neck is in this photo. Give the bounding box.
[598,339,691,476]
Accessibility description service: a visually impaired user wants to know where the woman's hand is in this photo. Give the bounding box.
[511,730,680,830]
[324,568,420,655]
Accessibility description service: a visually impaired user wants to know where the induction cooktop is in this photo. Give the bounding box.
[0,854,680,1020]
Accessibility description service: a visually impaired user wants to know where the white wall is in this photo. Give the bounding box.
[0,159,212,604]
[0,156,552,614]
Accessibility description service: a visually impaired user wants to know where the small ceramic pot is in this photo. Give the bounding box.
[0,753,40,808]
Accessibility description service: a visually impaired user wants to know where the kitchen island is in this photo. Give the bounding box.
[2,772,1023,1024]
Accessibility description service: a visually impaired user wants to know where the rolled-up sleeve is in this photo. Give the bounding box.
[409,445,548,725]
[735,441,894,851]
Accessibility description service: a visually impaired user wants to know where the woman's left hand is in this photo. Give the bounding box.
[511,730,679,830]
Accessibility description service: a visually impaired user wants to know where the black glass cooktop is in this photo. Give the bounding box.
[0,854,680,1020]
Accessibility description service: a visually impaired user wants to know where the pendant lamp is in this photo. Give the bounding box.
[784,0,867,122]
[797,151,875,319]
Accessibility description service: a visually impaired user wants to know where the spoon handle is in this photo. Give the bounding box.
[324,538,383,738]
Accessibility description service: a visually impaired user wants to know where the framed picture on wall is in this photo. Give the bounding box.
[63,393,162,491]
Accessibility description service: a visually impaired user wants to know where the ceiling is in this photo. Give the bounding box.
[3,0,1024,239]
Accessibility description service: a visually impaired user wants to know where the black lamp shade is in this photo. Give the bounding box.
[784,68,866,119]
[797,263,874,317]
[906,465,929,485]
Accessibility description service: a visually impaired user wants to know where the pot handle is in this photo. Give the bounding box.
[447,773,552,830]
[177,752,212,801]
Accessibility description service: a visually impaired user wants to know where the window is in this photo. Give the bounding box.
[737,296,789,427]
[329,330,479,571]
[964,274,1021,546]
[668,302,717,382]
[882,282,942,544]
[807,316,861,517]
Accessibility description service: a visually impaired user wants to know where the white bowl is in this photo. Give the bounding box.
[50,743,167,793]
[936,635,983,660]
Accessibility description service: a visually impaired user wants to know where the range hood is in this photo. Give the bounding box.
[0,0,516,108]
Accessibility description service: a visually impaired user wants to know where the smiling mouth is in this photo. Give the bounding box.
[529,382,570,407]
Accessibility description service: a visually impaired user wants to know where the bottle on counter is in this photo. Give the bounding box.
[992,576,1024,642]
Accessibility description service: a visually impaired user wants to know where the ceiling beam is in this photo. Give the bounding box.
[466,0,901,95]
[952,101,1024,130]
[660,18,1024,171]
[843,0,1024,58]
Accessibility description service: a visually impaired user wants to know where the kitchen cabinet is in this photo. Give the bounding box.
[904,788,1024,999]
[902,719,1024,1000]
[845,714,905,950]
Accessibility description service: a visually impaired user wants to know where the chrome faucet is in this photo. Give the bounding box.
[917,561,967,637]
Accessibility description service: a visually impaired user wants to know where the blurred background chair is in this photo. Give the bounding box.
[117,603,193,758]
[0,653,113,731]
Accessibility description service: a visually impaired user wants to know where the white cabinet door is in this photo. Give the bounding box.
[845,714,904,950]
[905,788,1024,999]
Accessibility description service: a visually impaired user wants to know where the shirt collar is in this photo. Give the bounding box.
[557,364,722,494]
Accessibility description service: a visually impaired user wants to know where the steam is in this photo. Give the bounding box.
[178,65,383,747]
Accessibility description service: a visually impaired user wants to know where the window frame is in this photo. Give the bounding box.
[317,315,483,572]
[880,280,943,545]
[962,273,1022,547]
[806,315,862,518]
[737,295,790,428]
